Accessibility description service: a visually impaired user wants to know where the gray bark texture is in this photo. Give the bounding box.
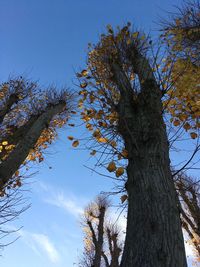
[111,53,187,266]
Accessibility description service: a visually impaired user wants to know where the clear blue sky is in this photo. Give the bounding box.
[0,0,198,266]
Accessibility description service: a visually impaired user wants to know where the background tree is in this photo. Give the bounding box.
[0,77,74,194]
[161,1,200,261]
[175,173,200,259]
[0,76,73,250]
[79,196,123,267]
[0,186,29,252]
[161,0,200,139]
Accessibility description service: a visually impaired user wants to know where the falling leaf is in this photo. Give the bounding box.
[68,136,74,141]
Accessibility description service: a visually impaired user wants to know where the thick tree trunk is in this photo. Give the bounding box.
[108,45,188,266]
[0,101,65,189]
[118,82,187,267]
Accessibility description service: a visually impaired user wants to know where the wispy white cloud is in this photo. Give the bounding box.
[36,181,86,217]
[31,233,60,263]
[45,191,84,217]
[19,230,60,264]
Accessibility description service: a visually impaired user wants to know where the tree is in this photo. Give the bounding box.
[175,173,200,259]
[162,2,200,260]
[0,76,73,250]
[0,77,73,194]
[0,186,29,252]
[79,196,123,267]
[162,0,200,64]
[74,22,198,266]
[161,0,200,136]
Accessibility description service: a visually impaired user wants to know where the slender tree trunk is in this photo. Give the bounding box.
[118,81,187,267]
[93,206,106,267]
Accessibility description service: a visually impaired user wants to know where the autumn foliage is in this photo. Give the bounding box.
[0,77,73,194]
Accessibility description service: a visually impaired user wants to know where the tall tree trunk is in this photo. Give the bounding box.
[118,81,187,267]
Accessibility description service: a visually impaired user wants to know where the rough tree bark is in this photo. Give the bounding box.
[111,53,187,266]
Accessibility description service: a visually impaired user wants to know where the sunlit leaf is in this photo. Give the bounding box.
[116,167,124,177]
[107,162,116,172]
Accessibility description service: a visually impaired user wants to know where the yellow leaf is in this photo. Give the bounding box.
[110,140,117,147]
[132,32,139,38]
[130,73,135,81]
[120,194,128,203]
[126,38,131,45]
[68,136,74,141]
[86,123,93,131]
[121,149,128,158]
[72,140,79,147]
[15,170,19,176]
[183,122,191,131]
[81,69,88,77]
[97,137,107,143]
[2,141,8,146]
[107,162,116,172]
[173,119,180,126]
[116,167,124,177]
[190,132,198,139]
[80,82,88,88]
[93,129,101,138]
[16,179,22,187]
